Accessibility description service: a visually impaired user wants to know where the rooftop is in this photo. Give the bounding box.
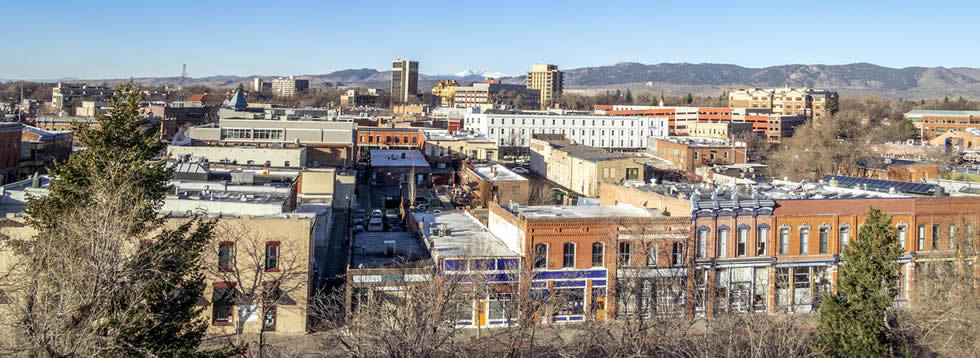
[423,129,494,143]
[511,204,655,219]
[370,149,429,167]
[656,136,745,148]
[905,109,980,117]
[413,210,519,259]
[351,232,431,269]
[533,134,634,162]
[471,164,527,182]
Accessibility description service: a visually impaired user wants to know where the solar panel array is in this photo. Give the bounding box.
[822,175,937,195]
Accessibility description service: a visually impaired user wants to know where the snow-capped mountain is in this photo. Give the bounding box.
[454,69,510,79]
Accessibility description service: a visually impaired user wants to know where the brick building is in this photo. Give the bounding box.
[487,202,690,322]
[598,105,806,142]
[356,127,425,160]
[0,123,24,184]
[18,126,72,180]
[904,110,980,140]
[460,164,529,208]
[647,137,747,173]
[687,192,980,316]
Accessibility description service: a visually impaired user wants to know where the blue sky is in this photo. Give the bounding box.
[2,0,977,79]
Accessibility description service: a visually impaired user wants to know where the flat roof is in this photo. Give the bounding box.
[905,109,980,117]
[514,204,655,219]
[351,232,431,269]
[413,210,519,259]
[471,164,527,182]
[370,149,429,167]
[533,135,635,162]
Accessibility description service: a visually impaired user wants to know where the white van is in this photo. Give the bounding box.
[367,218,384,232]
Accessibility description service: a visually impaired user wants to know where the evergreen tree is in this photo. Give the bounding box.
[16,83,237,356]
[625,89,633,104]
[826,96,840,115]
[811,208,906,357]
[685,93,694,104]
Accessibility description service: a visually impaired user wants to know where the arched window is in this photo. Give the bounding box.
[778,224,791,255]
[737,225,749,257]
[533,243,548,269]
[839,223,851,251]
[756,224,770,256]
[619,242,632,265]
[591,242,604,267]
[672,242,685,266]
[696,227,709,258]
[818,224,831,254]
[799,224,811,255]
[646,242,658,267]
[897,223,908,251]
[718,226,730,258]
[562,243,576,268]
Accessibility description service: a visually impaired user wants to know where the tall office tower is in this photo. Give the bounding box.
[526,64,563,109]
[391,59,419,105]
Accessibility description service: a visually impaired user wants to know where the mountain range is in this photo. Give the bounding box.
[40,62,980,99]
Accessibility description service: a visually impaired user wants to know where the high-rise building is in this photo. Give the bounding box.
[391,59,419,105]
[270,76,309,97]
[526,64,563,109]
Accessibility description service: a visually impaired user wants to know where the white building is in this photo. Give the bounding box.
[463,112,668,149]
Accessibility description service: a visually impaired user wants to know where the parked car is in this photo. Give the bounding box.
[353,224,365,233]
[512,167,529,174]
[371,209,383,219]
[367,218,384,232]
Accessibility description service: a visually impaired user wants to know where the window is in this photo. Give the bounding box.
[533,244,547,269]
[737,227,748,257]
[221,128,251,139]
[898,224,908,250]
[619,242,632,265]
[917,225,926,251]
[779,227,789,255]
[212,283,236,326]
[562,243,576,268]
[262,306,277,332]
[757,226,768,256]
[818,226,829,254]
[949,225,957,250]
[265,242,280,271]
[646,242,658,267]
[840,225,850,250]
[718,228,729,257]
[626,168,639,180]
[697,229,707,258]
[218,242,234,271]
[591,243,604,267]
[799,227,809,255]
[253,129,283,140]
[932,224,940,251]
[672,242,684,266]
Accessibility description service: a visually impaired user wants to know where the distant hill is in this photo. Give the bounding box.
[57,62,980,99]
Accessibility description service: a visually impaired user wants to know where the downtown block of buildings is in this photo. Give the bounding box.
[6,59,980,337]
